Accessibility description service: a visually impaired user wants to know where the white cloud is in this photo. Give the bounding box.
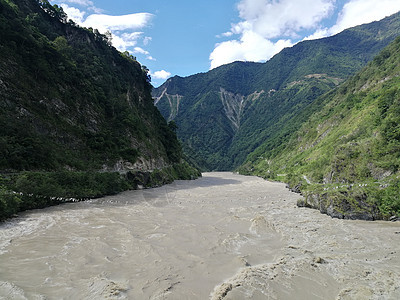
[237,0,335,38]
[222,31,234,37]
[56,3,154,56]
[133,47,150,55]
[143,36,152,46]
[63,0,94,6]
[122,32,144,40]
[78,13,153,53]
[60,3,86,24]
[133,47,157,61]
[211,0,400,69]
[216,31,234,38]
[151,70,172,80]
[210,31,292,69]
[330,0,400,35]
[303,0,400,41]
[302,27,329,41]
[54,0,102,13]
[111,33,143,52]
[210,0,335,69]
[81,13,153,32]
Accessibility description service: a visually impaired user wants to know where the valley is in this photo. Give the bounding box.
[0,1,399,299]
[154,12,400,219]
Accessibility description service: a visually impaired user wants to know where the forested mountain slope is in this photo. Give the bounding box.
[0,0,199,220]
[240,37,400,220]
[154,12,400,171]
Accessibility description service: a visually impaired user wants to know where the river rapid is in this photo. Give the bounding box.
[0,172,399,299]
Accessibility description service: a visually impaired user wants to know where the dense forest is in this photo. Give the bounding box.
[0,0,200,220]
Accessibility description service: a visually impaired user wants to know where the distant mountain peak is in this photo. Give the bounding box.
[153,11,400,171]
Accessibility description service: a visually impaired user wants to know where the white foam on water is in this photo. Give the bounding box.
[0,281,45,300]
[0,214,58,255]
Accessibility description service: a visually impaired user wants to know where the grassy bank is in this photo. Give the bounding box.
[0,162,201,221]
[286,175,400,220]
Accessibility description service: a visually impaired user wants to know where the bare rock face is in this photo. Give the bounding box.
[298,190,382,220]
[104,157,168,173]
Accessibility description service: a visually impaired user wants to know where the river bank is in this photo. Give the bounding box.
[0,172,399,299]
[0,162,201,221]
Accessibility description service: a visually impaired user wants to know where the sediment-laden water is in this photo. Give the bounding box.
[0,172,399,299]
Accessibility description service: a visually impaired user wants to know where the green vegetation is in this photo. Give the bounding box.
[0,185,21,221]
[0,162,201,220]
[154,12,400,171]
[241,37,400,219]
[0,0,200,220]
[149,161,202,186]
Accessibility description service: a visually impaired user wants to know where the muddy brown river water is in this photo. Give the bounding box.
[0,172,399,299]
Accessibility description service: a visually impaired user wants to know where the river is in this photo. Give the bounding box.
[0,172,399,299]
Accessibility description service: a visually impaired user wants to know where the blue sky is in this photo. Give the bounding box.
[50,0,400,87]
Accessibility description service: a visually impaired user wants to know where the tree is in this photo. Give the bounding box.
[52,36,71,56]
[168,120,178,132]
[121,51,136,61]
[37,0,67,23]
[142,65,151,83]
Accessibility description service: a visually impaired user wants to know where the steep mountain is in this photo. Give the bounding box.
[0,0,199,219]
[153,12,400,171]
[240,36,400,220]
